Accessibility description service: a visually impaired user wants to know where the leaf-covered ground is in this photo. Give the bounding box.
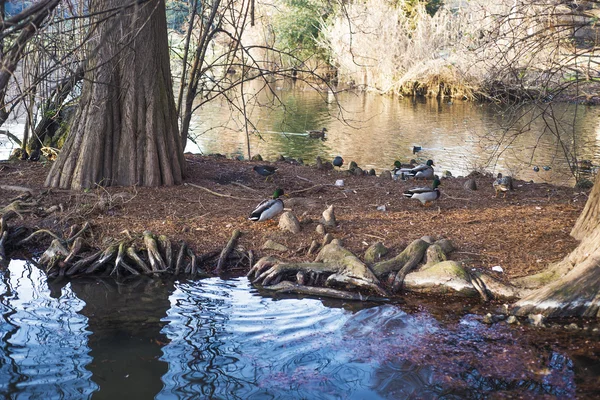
[0,154,587,280]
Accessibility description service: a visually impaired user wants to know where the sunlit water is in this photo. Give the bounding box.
[2,260,599,399]
[188,83,600,186]
[3,86,600,185]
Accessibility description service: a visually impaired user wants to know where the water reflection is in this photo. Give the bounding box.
[189,84,600,186]
[1,261,599,399]
[68,277,175,400]
[0,260,95,398]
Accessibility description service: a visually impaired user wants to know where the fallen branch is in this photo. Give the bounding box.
[262,281,393,302]
[0,185,35,194]
[216,229,241,274]
[288,184,335,196]
[18,229,63,246]
[231,182,259,192]
[184,183,257,201]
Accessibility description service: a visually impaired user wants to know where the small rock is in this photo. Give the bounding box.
[335,179,344,187]
[464,178,478,191]
[376,205,386,212]
[307,240,319,255]
[322,233,334,246]
[251,154,263,161]
[380,170,392,180]
[331,238,343,246]
[566,323,579,330]
[321,205,337,227]
[262,240,289,252]
[434,238,454,254]
[364,242,388,264]
[492,266,503,273]
[421,236,435,244]
[315,224,326,235]
[482,313,494,324]
[278,211,301,234]
[507,315,519,324]
[528,313,545,327]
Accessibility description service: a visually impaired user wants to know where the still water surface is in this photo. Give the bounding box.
[190,86,600,186]
[2,87,600,186]
[2,260,599,399]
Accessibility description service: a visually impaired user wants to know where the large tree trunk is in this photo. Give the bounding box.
[511,172,600,318]
[45,0,184,189]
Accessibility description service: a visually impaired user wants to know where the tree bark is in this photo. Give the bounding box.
[45,0,184,189]
[511,172,600,317]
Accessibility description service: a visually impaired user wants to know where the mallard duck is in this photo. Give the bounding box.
[493,173,513,198]
[308,128,327,139]
[333,156,344,169]
[253,165,277,181]
[395,159,435,180]
[403,178,441,206]
[249,188,285,222]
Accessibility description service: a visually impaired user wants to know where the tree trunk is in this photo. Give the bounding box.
[511,172,600,317]
[45,0,184,189]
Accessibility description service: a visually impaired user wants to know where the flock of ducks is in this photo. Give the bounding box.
[248,134,520,220]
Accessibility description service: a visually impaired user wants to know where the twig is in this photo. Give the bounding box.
[231,182,258,192]
[184,182,258,201]
[18,229,63,245]
[296,175,314,183]
[216,229,242,274]
[364,233,385,240]
[0,185,35,194]
[288,184,335,195]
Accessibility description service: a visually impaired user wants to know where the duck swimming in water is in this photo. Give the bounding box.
[308,128,327,139]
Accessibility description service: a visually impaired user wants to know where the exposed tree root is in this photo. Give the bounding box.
[216,229,241,274]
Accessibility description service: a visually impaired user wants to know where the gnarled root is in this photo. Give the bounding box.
[249,243,388,297]
[372,239,429,292]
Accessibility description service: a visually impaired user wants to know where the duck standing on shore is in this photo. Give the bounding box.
[395,159,435,180]
[403,178,441,206]
[249,188,285,222]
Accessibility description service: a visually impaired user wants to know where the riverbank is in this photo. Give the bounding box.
[0,154,588,283]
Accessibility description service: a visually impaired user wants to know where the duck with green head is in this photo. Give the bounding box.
[249,188,285,222]
[395,159,435,180]
[403,178,441,206]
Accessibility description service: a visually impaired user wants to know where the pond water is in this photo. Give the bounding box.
[189,83,600,186]
[2,260,600,399]
[2,85,600,186]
